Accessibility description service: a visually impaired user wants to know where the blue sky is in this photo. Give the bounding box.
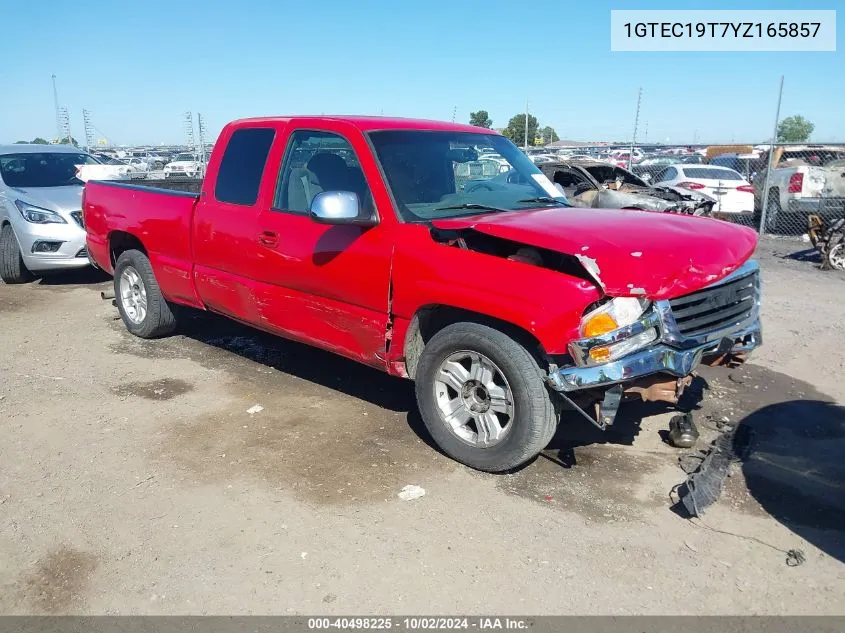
[2,0,841,145]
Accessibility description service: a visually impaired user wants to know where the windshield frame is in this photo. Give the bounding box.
[365,130,568,223]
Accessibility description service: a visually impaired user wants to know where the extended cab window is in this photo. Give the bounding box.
[273,130,374,214]
[214,127,275,205]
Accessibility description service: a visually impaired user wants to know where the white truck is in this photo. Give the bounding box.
[752,145,845,233]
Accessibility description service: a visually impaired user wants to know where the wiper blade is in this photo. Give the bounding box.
[517,196,569,206]
[434,203,511,213]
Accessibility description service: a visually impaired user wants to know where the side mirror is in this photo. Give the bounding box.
[308,191,376,226]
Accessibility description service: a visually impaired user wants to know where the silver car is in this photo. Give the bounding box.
[0,144,99,283]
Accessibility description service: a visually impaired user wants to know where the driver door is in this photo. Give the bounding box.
[250,127,394,368]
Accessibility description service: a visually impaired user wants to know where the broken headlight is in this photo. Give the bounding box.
[579,297,649,338]
[576,297,657,364]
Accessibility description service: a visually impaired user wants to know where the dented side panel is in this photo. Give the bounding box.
[388,224,602,356]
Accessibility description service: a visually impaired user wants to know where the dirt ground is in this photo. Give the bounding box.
[1,236,844,615]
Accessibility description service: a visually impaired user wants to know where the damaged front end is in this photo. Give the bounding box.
[569,183,715,216]
[547,260,762,429]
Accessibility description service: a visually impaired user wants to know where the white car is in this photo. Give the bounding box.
[119,157,151,179]
[653,164,754,215]
[75,157,134,182]
[164,153,205,179]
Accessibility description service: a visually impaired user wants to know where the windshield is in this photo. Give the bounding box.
[0,152,99,187]
[174,154,195,161]
[368,131,568,221]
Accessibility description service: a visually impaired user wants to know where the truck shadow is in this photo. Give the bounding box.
[177,310,712,469]
[541,377,708,468]
[176,310,437,445]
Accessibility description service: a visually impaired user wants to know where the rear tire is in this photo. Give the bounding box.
[114,249,178,338]
[0,224,35,284]
[763,188,784,234]
[414,322,558,472]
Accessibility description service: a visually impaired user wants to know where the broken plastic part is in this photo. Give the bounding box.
[677,425,754,517]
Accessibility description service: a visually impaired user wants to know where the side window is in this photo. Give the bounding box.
[273,130,374,214]
[214,127,276,205]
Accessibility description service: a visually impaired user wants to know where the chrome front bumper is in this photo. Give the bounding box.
[548,320,761,392]
[548,260,762,393]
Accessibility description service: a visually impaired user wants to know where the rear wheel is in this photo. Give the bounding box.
[114,249,178,338]
[0,224,34,284]
[763,188,783,233]
[414,322,558,472]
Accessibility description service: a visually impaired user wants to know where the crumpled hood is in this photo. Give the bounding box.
[432,207,758,299]
[9,185,83,212]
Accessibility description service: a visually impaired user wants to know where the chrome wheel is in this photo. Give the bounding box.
[119,266,147,324]
[828,243,845,271]
[433,351,514,448]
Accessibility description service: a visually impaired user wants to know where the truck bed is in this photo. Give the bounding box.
[84,179,203,307]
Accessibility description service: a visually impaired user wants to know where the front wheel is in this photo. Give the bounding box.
[0,224,34,284]
[414,322,558,472]
[114,249,178,338]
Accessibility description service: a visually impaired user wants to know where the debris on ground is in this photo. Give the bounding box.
[676,424,754,517]
[246,404,264,415]
[668,413,700,448]
[397,484,426,501]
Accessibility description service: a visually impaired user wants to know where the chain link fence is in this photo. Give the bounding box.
[528,142,845,237]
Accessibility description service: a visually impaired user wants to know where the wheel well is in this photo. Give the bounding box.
[402,305,548,379]
[109,231,147,266]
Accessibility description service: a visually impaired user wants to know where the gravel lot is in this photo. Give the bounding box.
[1,236,843,615]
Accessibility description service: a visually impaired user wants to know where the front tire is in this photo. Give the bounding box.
[114,249,178,338]
[0,224,35,284]
[415,322,557,472]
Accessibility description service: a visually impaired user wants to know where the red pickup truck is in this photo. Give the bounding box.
[84,116,762,472]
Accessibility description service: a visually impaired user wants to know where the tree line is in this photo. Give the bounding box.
[13,137,78,146]
[468,110,816,145]
[469,110,559,146]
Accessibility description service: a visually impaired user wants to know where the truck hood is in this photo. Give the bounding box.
[431,207,758,299]
[8,185,84,212]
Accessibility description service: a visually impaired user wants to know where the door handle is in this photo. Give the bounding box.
[258,231,278,247]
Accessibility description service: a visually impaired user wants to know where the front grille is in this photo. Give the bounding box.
[70,211,84,228]
[669,271,757,338]
[76,247,88,259]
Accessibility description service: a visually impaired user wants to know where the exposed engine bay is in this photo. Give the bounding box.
[539,160,715,216]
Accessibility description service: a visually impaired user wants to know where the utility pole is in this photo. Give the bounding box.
[451,106,456,123]
[51,74,62,143]
[629,87,642,170]
[524,100,529,151]
[759,75,785,236]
